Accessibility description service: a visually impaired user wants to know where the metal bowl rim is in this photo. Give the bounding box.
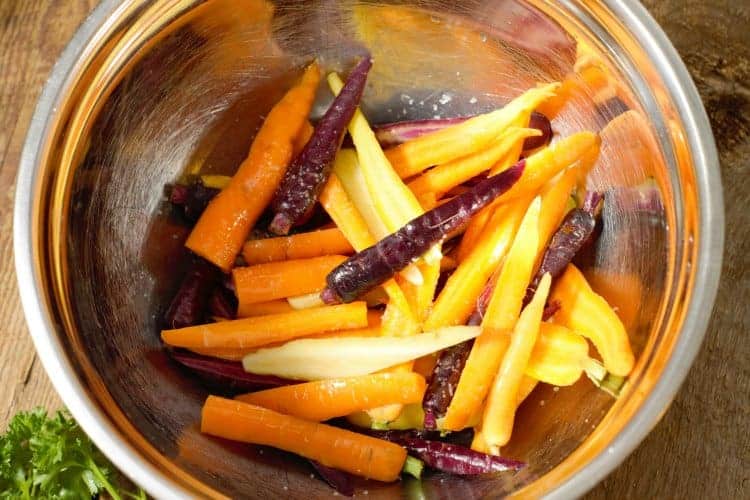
[13,0,724,498]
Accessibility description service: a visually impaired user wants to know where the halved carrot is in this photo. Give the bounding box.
[242,228,353,265]
[424,199,530,331]
[442,197,542,431]
[237,298,293,318]
[385,84,559,178]
[550,264,634,376]
[186,63,321,271]
[189,311,382,361]
[236,372,426,421]
[407,127,539,198]
[479,273,552,451]
[201,396,407,482]
[161,301,368,349]
[233,255,346,306]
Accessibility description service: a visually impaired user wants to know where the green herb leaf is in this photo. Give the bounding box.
[0,408,145,499]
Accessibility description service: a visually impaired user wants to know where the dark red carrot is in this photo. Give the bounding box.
[169,181,219,224]
[269,57,373,235]
[373,112,552,153]
[208,285,237,319]
[169,350,292,392]
[523,112,553,150]
[163,257,220,329]
[422,340,474,429]
[524,192,602,302]
[397,438,525,475]
[321,161,525,304]
[309,461,355,497]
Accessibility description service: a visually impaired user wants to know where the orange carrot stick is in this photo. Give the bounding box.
[186,63,321,271]
[407,127,539,198]
[550,264,634,376]
[236,372,426,421]
[237,299,294,318]
[442,197,542,431]
[233,255,346,306]
[479,273,552,451]
[385,84,559,178]
[293,120,315,156]
[201,396,407,481]
[190,312,382,361]
[242,228,353,265]
[161,302,368,349]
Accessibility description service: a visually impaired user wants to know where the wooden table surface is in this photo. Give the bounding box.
[0,1,746,498]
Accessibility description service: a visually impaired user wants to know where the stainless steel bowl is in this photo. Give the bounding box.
[14,0,723,498]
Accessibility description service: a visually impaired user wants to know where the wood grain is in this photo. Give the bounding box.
[0,1,746,498]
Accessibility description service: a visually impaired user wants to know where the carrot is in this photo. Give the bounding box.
[550,264,634,376]
[293,120,315,156]
[319,174,417,335]
[384,84,559,178]
[424,199,530,331]
[478,273,552,451]
[241,228,353,265]
[201,396,407,481]
[407,127,539,198]
[525,323,606,386]
[322,163,524,304]
[190,311,383,361]
[234,255,346,306]
[186,63,321,271]
[471,374,539,453]
[237,298,294,318]
[236,372,426,421]
[270,57,372,234]
[455,135,529,262]
[200,174,232,190]
[161,301,368,349]
[442,196,542,431]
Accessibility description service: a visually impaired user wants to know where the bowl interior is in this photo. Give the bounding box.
[33,0,696,497]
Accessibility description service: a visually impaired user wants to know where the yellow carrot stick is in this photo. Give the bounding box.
[442,196,542,431]
[186,63,320,271]
[161,302,368,349]
[470,374,539,454]
[385,84,559,178]
[524,323,606,386]
[407,127,540,198]
[242,228,353,265]
[550,264,634,376]
[425,200,530,331]
[236,372,426,421]
[479,273,552,451]
[201,396,407,482]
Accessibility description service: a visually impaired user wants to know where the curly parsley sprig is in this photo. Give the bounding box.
[0,408,145,499]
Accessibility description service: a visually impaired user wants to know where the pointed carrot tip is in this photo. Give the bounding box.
[268,212,293,236]
[320,287,341,305]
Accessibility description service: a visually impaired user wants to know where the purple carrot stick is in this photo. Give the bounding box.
[169,350,293,392]
[269,56,373,235]
[169,181,219,224]
[321,161,525,304]
[524,192,603,302]
[398,438,525,475]
[422,340,474,429]
[309,461,355,497]
[163,257,220,328]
